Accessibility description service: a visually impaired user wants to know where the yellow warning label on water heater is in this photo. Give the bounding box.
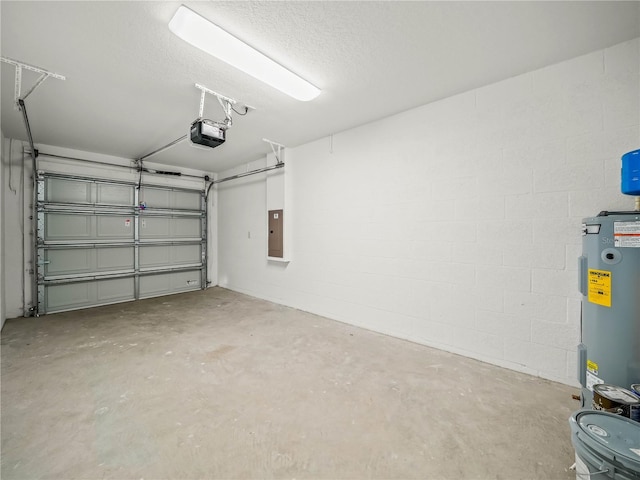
[588,269,611,307]
[587,360,598,375]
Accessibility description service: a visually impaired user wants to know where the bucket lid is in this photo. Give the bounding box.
[572,410,640,466]
[593,384,640,406]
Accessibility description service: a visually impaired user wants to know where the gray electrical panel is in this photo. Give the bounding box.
[578,212,640,407]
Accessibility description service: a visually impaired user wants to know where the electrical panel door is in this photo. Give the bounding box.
[268,210,283,258]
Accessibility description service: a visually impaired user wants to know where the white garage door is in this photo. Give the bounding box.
[36,172,207,314]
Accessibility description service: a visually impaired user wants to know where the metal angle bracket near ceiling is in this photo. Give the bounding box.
[0,56,66,109]
[195,83,253,128]
[203,139,286,200]
[137,83,253,163]
[262,138,285,164]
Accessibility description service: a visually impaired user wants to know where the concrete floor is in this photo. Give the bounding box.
[1,287,579,479]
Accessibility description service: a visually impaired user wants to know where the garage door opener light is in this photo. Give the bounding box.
[168,5,320,101]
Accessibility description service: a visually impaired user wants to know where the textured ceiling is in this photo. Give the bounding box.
[1,1,639,173]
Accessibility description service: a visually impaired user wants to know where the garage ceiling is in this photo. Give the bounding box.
[2,1,639,174]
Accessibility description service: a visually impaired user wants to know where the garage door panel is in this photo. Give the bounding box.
[139,245,168,268]
[45,214,135,241]
[47,282,92,311]
[139,217,170,238]
[96,216,134,239]
[140,187,201,210]
[97,184,134,206]
[139,244,201,269]
[172,217,201,238]
[38,173,206,315]
[139,273,170,298]
[174,244,201,264]
[47,178,91,204]
[46,214,93,240]
[139,271,201,299]
[141,188,170,209]
[172,271,201,291]
[139,217,201,239]
[46,278,135,313]
[96,278,135,302]
[174,191,201,210]
[45,247,134,277]
[45,249,92,276]
[96,247,134,270]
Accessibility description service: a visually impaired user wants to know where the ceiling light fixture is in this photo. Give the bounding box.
[169,5,321,102]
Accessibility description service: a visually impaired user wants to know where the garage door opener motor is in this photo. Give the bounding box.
[190,83,252,150]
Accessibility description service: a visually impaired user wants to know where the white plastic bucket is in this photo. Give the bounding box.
[569,409,640,479]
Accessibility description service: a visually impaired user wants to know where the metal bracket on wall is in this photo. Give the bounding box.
[262,138,285,164]
[194,83,249,129]
[1,56,65,108]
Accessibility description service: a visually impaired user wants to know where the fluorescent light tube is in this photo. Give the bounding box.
[169,5,321,101]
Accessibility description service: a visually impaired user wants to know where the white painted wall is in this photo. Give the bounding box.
[217,38,640,386]
[1,138,30,320]
[0,141,217,319]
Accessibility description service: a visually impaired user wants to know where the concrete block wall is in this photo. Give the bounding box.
[217,38,640,386]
